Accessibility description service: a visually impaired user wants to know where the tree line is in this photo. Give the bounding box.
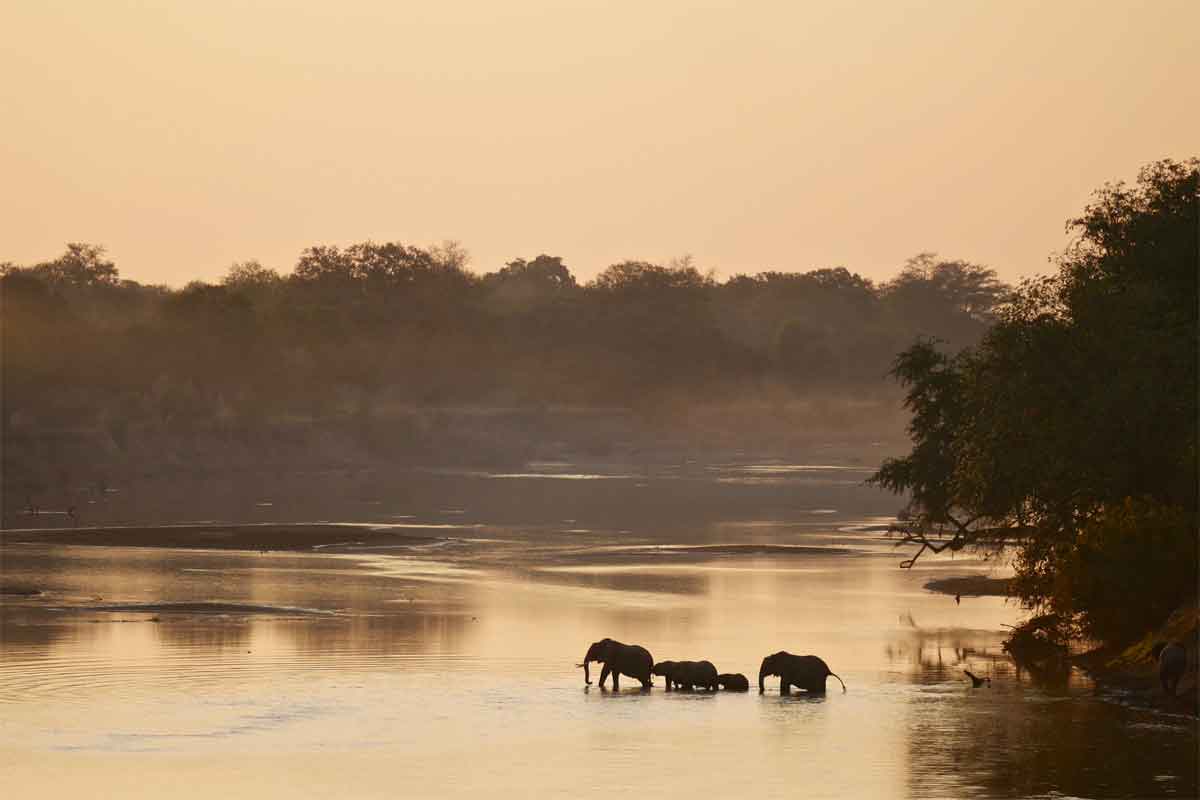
[2,243,1005,437]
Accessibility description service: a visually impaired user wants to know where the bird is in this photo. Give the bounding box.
[964,669,991,687]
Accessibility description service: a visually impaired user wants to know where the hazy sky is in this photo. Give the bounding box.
[4,1,1197,287]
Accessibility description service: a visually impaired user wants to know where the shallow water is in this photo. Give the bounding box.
[2,465,1196,798]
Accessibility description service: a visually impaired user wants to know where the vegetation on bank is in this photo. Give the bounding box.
[2,247,1003,423]
[3,235,1004,497]
[871,159,1199,655]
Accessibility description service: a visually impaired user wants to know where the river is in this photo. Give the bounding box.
[1,460,1195,798]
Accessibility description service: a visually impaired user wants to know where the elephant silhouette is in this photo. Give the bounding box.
[717,673,750,692]
[758,651,846,694]
[1152,641,1187,696]
[579,638,653,689]
[653,660,718,690]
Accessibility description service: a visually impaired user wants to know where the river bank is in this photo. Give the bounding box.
[925,573,1198,717]
[1075,602,1199,717]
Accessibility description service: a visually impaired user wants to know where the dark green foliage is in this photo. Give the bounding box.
[872,158,1199,644]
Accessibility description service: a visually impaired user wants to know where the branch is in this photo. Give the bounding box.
[891,511,981,569]
[897,534,966,569]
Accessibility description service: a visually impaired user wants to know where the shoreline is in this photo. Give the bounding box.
[924,574,1198,717]
[923,575,1012,598]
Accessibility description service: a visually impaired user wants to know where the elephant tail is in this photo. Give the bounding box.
[829,672,847,692]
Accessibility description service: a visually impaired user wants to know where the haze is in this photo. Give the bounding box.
[3,0,1197,286]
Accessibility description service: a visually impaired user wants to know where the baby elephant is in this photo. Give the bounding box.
[1152,641,1187,697]
[717,673,749,692]
[653,660,719,691]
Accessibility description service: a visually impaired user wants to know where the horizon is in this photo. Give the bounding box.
[5,1,1198,287]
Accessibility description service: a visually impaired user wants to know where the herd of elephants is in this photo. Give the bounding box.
[578,639,1191,697]
[578,638,847,694]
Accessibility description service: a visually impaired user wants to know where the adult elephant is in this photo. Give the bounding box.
[758,651,846,694]
[1153,641,1187,696]
[579,638,654,689]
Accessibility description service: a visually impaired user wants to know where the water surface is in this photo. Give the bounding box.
[2,464,1195,798]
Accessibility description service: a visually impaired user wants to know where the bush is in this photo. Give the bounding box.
[1048,498,1197,645]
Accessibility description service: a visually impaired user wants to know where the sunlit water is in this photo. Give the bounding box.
[2,463,1196,798]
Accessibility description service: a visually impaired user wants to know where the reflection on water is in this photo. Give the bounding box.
[2,469,1196,799]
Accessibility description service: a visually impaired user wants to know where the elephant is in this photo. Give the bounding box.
[651,660,679,687]
[579,638,654,689]
[1152,641,1187,696]
[717,673,750,692]
[758,651,846,694]
[653,660,718,690]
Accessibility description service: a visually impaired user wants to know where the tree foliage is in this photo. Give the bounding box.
[871,158,1199,643]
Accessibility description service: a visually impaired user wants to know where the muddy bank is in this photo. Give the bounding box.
[924,575,1012,598]
[1074,603,1199,718]
[924,578,1197,717]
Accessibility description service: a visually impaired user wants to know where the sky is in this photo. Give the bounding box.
[3,0,1197,287]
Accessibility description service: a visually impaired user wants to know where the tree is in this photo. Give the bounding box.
[485,254,577,312]
[30,243,120,288]
[871,158,1199,643]
[885,253,1006,321]
[222,260,282,291]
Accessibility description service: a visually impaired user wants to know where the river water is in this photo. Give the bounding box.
[1,461,1196,798]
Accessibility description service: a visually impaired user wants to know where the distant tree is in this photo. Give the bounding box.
[29,243,120,288]
[292,241,473,291]
[429,240,470,272]
[485,254,577,313]
[292,245,355,284]
[494,254,575,289]
[591,260,713,293]
[884,253,1007,322]
[222,260,282,291]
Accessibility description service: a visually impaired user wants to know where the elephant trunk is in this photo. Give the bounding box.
[582,653,592,685]
[758,661,769,693]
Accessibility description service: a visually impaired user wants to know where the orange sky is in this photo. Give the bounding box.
[3,1,1197,287]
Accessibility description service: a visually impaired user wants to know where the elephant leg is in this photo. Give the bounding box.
[780,680,791,696]
[612,671,620,690]
[640,675,652,689]
[599,663,611,688]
